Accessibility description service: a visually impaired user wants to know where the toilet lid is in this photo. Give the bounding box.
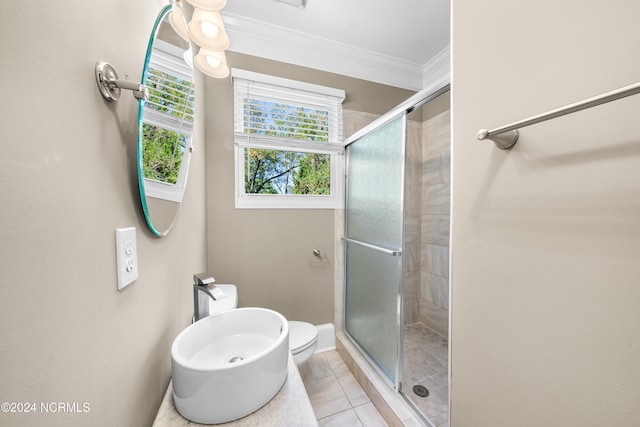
[289,321,318,353]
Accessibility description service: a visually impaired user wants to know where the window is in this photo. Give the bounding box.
[141,39,195,203]
[233,69,345,208]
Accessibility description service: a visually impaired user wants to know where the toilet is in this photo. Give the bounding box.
[208,284,318,366]
[288,320,318,366]
[207,284,239,312]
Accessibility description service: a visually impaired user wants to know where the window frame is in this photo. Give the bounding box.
[232,69,345,209]
[142,39,195,204]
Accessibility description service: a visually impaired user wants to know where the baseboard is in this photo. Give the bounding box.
[314,323,335,353]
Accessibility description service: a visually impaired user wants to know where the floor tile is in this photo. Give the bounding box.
[305,375,352,419]
[354,402,389,427]
[300,352,333,383]
[301,349,391,426]
[323,350,350,373]
[336,370,370,407]
[318,408,363,427]
[403,322,449,426]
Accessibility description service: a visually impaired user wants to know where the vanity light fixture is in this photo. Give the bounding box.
[169,6,190,41]
[194,49,229,78]
[188,8,230,51]
[95,61,148,102]
[169,0,230,79]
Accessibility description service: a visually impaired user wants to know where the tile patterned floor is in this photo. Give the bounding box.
[300,350,389,427]
[402,323,449,427]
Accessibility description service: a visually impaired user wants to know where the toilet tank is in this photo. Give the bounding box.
[208,284,238,314]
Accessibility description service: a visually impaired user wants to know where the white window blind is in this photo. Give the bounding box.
[143,40,195,137]
[233,69,344,151]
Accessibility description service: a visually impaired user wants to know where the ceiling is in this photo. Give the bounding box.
[220,0,450,91]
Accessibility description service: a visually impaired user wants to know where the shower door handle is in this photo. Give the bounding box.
[341,237,402,256]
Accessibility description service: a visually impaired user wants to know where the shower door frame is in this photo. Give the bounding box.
[341,78,451,418]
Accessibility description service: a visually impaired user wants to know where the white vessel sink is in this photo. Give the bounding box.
[171,307,290,424]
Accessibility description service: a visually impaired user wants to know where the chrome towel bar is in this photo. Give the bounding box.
[341,237,402,256]
[477,81,640,149]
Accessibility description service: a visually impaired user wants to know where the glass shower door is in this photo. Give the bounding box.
[344,114,406,385]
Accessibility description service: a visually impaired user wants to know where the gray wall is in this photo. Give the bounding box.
[204,52,413,325]
[452,1,640,425]
[0,1,207,426]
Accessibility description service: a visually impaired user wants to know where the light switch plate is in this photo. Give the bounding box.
[116,227,138,290]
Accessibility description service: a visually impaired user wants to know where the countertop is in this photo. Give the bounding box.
[152,353,318,427]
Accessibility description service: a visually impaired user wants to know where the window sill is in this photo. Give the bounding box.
[235,194,342,209]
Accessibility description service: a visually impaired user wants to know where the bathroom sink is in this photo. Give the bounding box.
[171,307,290,424]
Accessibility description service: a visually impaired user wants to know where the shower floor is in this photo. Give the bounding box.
[402,322,449,427]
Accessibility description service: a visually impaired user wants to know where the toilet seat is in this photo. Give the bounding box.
[289,321,318,354]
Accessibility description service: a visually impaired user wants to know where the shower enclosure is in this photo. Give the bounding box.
[341,82,450,427]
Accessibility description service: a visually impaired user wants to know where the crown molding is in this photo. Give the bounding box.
[422,46,451,90]
[222,12,449,91]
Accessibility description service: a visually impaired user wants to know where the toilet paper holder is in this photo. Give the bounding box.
[308,249,328,265]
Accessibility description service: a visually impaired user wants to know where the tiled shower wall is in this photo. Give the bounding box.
[337,109,450,338]
[419,110,450,338]
[404,110,451,339]
[403,119,423,325]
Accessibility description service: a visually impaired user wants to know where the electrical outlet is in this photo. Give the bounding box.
[116,227,138,290]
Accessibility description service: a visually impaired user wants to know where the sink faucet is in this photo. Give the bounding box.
[193,273,217,322]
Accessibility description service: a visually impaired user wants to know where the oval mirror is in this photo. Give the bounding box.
[138,5,195,237]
